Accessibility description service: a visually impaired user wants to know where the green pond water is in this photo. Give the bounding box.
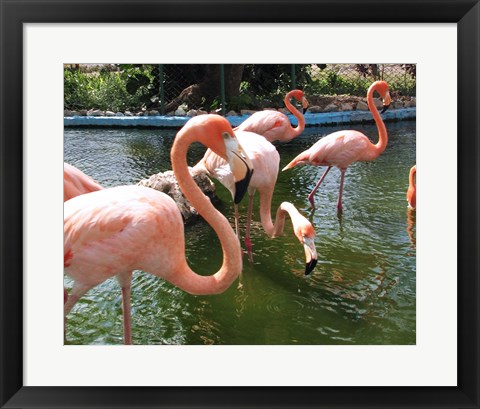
[64,121,416,345]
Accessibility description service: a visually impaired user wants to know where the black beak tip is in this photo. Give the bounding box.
[302,107,308,114]
[381,104,391,114]
[305,259,318,276]
[233,169,254,204]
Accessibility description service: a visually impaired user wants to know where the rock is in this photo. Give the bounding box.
[105,111,116,117]
[64,109,73,117]
[175,107,186,116]
[393,101,404,109]
[226,110,238,116]
[87,109,104,117]
[124,111,134,116]
[135,112,144,116]
[79,110,88,116]
[196,110,208,115]
[307,105,322,113]
[71,111,80,116]
[240,109,257,116]
[186,109,197,117]
[115,112,125,117]
[405,100,416,108]
[323,103,338,112]
[147,110,160,116]
[356,101,369,111]
[340,103,353,111]
[138,167,218,225]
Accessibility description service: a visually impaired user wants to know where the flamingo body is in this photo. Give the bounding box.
[65,185,187,290]
[292,130,378,169]
[235,90,308,143]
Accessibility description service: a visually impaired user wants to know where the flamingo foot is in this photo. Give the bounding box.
[245,237,254,263]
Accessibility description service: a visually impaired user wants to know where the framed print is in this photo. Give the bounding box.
[1,0,479,408]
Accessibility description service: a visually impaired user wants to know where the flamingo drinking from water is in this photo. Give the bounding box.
[282,81,391,213]
[407,165,416,209]
[196,130,317,274]
[64,115,254,344]
[235,89,309,143]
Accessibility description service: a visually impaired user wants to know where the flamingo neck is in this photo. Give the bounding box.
[285,91,305,137]
[272,202,304,237]
[258,187,276,237]
[169,132,242,295]
[367,85,388,157]
[409,168,416,188]
[258,189,297,238]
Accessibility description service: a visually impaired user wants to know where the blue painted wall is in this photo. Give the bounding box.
[64,108,415,128]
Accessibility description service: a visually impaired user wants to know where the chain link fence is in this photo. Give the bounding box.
[64,64,416,114]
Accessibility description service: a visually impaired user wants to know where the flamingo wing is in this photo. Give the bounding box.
[235,111,291,143]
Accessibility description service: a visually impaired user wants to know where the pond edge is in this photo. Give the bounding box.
[64,107,416,129]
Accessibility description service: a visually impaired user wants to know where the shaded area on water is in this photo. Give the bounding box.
[64,121,416,345]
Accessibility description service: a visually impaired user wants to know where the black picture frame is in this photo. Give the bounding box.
[1,0,478,408]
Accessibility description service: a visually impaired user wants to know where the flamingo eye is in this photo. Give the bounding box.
[222,132,232,140]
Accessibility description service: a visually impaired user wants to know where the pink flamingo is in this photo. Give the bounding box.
[234,89,309,143]
[282,81,391,212]
[64,162,103,201]
[196,130,317,274]
[64,163,104,306]
[64,115,254,344]
[407,165,416,209]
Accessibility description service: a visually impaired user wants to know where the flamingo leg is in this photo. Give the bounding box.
[337,169,346,213]
[308,166,332,209]
[117,271,133,345]
[245,193,255,263]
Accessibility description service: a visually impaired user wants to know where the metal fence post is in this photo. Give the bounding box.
[291,64,296,89]
[159,64,165,115]
[220,64,226,115]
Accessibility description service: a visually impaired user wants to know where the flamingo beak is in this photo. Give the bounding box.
[225,139,254,204]
[302,97,309,114]
[381,92,392,114]
[303,237,317,275]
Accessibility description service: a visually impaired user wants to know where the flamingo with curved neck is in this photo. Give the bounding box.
[64,115,253,344]
[235,89,309,143]
[283,81,391,212]
[196,130,317,274]
[407,165,416,209]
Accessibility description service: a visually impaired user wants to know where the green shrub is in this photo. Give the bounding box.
[64,65,157,112]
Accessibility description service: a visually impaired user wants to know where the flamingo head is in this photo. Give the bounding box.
[371,81,392,113]
[294,222,318,275]
[177,115,254,204]
[291,89,310,114]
